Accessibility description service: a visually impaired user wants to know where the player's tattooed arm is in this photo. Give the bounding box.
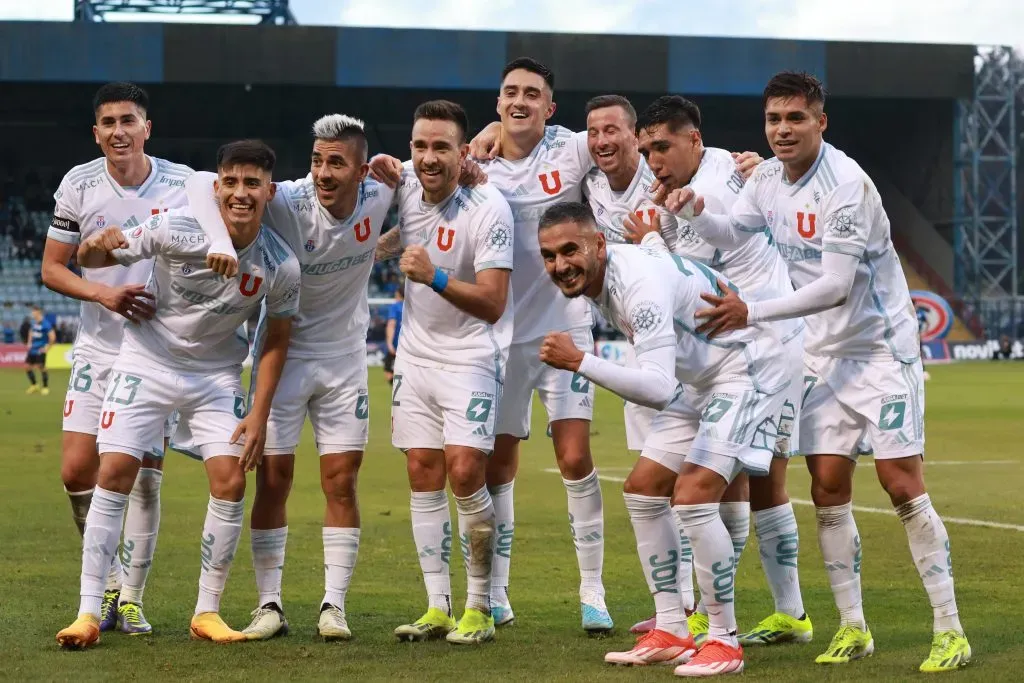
[375,227,403,262]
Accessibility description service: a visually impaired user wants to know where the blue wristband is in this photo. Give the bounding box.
[430,267,449,293]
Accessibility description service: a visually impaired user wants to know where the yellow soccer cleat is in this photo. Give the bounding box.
[26,385,39,395]
[445,607,495,645]
[739,611,813,646]
[56,614,100,650]
[815,625,874,664]
[394,607,456,642]
[41,387,50,396]
[919,630,971,673]
[688,611,710,646]
[189,612,247,643]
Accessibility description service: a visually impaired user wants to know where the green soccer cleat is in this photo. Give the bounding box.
[815,625,874,664]
[394,607,456,642]
[445,608,495,645]
[687,611,709,646]
[919,630,971,673]
[739,612,813,646]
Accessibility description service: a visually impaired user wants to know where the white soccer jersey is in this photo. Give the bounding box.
[47,156,193,361]
[480,125,594,342]
[674,147,802,342]
[730,142,918,361]
[594,245,788,394]
[395,170,515,378]
[584,158,677,248]
[257,174,395,359]
[111,210,300,372]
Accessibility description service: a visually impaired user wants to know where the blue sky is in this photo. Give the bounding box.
[0,0,1020,48]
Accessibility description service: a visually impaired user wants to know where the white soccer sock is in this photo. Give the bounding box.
[410,490,453,615]
[488,480,514,604]
[624,493,688,638]
[251,526,288,609]
[119,468,162,606]
[564,470,605,594]
[65,486,93,536]
[455,486,495,613]
[754,502,805,618]
[323,527,360,611]
[675,504,739,648]
[895,494,962,633]
[79,488,128,617]
[816,503,866,629]
[674,516,696,613]
[719,501,750,566]
[195,497,245,615]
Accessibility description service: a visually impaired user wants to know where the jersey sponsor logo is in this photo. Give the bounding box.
[233,394,247,419]
[100,410,115,429]
[538,170,562,195]
[304,239,316,252]
[182,263,193,275]
[158,176,185,188]
[436,226,455,252]
[570,372,590,394]
[354,217,372,242]
[702,397,734,423]
[879,395,907,430]
[50,215,80,233]
[130,227,143,238]
[796,211,816,238]
[777,243,821,262]
[355,393,369,419]
[171,232,205,245]
[170,281,248,314]
[300,248,373,275]
[465,395,493,423]
[629,301,664,334]
[239,273,263,297]
[76,177,104,192]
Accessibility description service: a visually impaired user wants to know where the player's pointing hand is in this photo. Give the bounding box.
[399,244,436,285]
[539,332,584,372]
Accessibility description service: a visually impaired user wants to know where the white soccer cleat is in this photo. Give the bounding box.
[242,603,289,641]
[318,604,352,641]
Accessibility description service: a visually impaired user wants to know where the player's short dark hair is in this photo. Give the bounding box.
[538,201,597,232]
[762,71,827,110]
[216,139,276,173]
[31,305,42,312]
[92,82,150,116]
[636,95,701,135]
[501,57,555,91]
[413,100,470,143]
[585,95,637,128]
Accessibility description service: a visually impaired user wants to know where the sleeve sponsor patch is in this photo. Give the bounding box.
[50,216,80,233]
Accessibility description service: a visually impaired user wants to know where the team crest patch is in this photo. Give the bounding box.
[826,207,856,238]
[96,216,106,228]
[487,221,512,249]
[305,239,316,252]
[181,263,193,275]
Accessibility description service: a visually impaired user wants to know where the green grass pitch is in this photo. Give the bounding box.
[1,363,1022,681]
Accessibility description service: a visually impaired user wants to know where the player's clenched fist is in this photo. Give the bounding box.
[89,225,129,252]
[664,187,706,221]
[539,332,584,372]
[399,244,436,285]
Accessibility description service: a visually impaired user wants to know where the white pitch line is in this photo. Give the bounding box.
[542,469,1024,532]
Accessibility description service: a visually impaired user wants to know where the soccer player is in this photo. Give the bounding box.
[56,140,300,649]
[24,305,56,395]
[667,71,971,672]
[185,115,395,641]
[384,281,404,385]
[384,100,513,645]
[621,95,811,647]
[536,201,791,676]
[41,82,216,635]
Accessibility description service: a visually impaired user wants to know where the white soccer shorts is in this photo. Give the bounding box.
[640,379,790,484]
[63,353,172,458]
[622,342,656,451]
[495,327,596,439]
[264,351,369,456]
[799,354,925,460]
[390,358,502,453]
[97,359,245,462]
